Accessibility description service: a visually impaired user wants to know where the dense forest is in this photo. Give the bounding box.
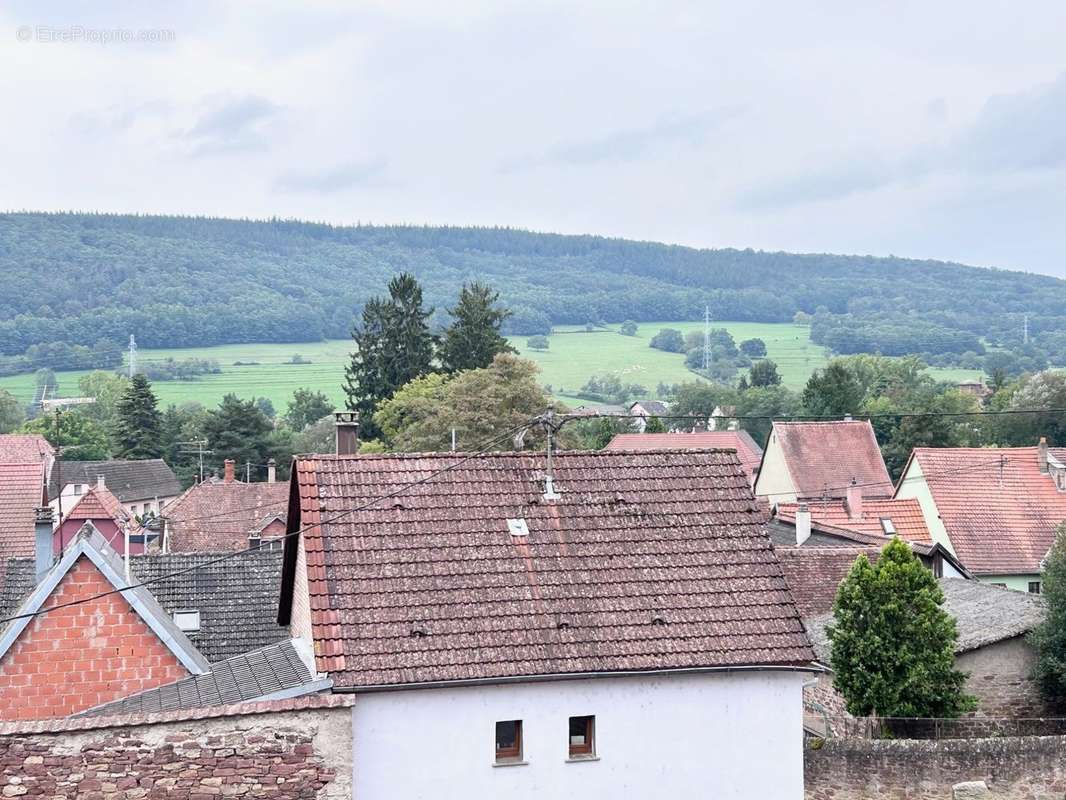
[2,212,1065,367]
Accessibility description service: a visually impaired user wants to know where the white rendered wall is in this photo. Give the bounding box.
[752,430,798,505]
[351,669,805,800]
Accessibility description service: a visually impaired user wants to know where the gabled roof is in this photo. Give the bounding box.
[60,484,130,526]
[765,420,893,499]
[0,463,47,560]
[0,435,53,466]
[902,446,1066,575]
[0,525,210,675]
[804,578,1046,661]
[78,639,329,717]
[629,400,670,416]
[776,498,931,542]
[164,480,288,552]
[0,549,287,664]
[47,459,181,503]
[604,431,764,481]
[279,449,815,690]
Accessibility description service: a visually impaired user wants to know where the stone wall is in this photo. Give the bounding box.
[805,734,1066,799]
[0,695,352,799]
[956,635,1054,719]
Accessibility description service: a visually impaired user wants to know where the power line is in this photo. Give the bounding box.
[565,407,1066,423]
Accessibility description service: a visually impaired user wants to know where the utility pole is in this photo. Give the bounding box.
[128,334,137,379]
[702,305,712,374]
[179,439,211,484]
[1023,315,1029,345]
[245,461,252,482]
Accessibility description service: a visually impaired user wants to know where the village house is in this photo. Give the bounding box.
[753,419,893,506]
[894,438,1066,592]
[162,458,288,552]
[48,458,181,520]
[604,429,764,484]
[276,440,816,799]
[53,478,136,555]
[627,399,670,431]
[774,481,933,542]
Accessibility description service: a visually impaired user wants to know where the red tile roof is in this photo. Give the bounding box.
[0,435,53,466]
[282,450,814,689]
[164,480,288,553]
[769,420,893,499]
[903,446,1066,575]
[61,485,129,525]
[0,464,47,560]
[775,547,880,618]
[777,498,931,542]
[604,431,764,481]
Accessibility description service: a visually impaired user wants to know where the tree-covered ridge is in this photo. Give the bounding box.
[2,211,1065,358]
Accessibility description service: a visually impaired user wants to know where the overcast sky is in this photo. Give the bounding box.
[3,1,1066,277]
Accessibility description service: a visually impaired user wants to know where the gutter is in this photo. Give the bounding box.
[331,662,826,694]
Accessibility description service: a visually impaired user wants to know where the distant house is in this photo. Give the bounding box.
[753,419,893,506]
[48,458,181,520]
[604,429,764,483]
[774,486,932,542]
[805,579,1050,721]
[0,524,294,719]
[278,449,815,799]
[709,404,738,431]
[956,378,992,400]
[894,439,1066,592]
[163,459,288,552]
[0,463,49,561]
[628,399,670,432]
[54,480,136,555]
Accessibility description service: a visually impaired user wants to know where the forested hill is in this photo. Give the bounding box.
[2,212,1065,359]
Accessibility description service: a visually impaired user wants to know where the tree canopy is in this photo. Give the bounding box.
[1030,522,1066,705]
[111,374,163,459]
[438,282,514,373]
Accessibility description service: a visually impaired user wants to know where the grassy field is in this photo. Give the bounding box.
[0,322,984,414]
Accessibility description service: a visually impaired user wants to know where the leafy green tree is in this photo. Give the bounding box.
[284,388,335,432]
[438,282,514,373]
[802,362,863,417]
[1030,523,1066,704]
[21,411,109,461]
[669,382,739,428]
[76,372,129,431]
[201,394,274,479]
[748,359,781,387]
[739,338,767,357]
[573,416,630,449]
[644,415,667,433]
[619,320,638,336]
[159,402,210,485]
[828,538,975,718]
[112,374,163,459]
[344,274,435,439]
[254,397,276,419]
[526,335,549,351]
[0,389,24,433]
[735,384,800,444]
[373,373,449,446]
[649,329,685,353]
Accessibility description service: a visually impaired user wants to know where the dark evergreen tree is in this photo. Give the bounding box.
[201,394,274,479]
[802,362,863,417]
[112,374,163,459]
[1031,523,1066,705]
[438,282,514,373]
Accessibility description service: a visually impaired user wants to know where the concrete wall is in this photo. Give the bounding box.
[0,697,352,799]
[753,430,798,505]
[352,670,806,800]
[805,735,1066,799]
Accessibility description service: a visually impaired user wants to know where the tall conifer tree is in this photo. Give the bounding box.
[112,374,163,459]
[438,282,514,373]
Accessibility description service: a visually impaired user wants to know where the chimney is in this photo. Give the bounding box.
[843,414,853,422]
[845,478,863,521]
[96,474,106,490]
[1038,437,1049,474]
[34,506,54,582]
[335,412,360,456]
[267,458,277,483]
[223,459,235,483]
[795,504,811,546]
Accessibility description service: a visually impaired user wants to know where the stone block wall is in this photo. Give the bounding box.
[0,695,352,799]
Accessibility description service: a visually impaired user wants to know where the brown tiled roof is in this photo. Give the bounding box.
[282,450,814,689]
[0,464,46,560]
[61,485,129,525]
[904,446,1066,575]
[0,435,53,465]
[604,431,764,481]
[777,498,931,542]
[164,480,288,552]
[775,547,881,618]
[770,420,893,499]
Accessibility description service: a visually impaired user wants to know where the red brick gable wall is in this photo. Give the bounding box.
[0,556,190,720]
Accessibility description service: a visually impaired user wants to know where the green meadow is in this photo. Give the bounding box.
[0,322,983,414]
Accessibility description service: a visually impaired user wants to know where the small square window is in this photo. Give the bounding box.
[879,517,896,536]
[1029,581,1042,594]
[248,536,261,551]
[569,715,595,758]
[495,720,522,763]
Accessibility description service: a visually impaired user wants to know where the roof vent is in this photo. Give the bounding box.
[651,615,667,626]
[610,492,629,506]
[173,610,201,632]
[391,499,407,510]
[507,518,530,537]
[410,625,428,638]
[556,616,571,630]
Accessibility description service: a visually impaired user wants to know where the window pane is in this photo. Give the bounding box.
[495,720,521,761]
[569,715,594,757]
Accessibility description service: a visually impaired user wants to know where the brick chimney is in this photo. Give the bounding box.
[267,458,277,483]
[795,504,811,546]
[1038,437,1049,474]
[845,478,863,521]
[35,506,54,582]
[223,459,235,483]
[335,412,360,456]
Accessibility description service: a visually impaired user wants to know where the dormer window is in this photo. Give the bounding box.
[880,517,896,536]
